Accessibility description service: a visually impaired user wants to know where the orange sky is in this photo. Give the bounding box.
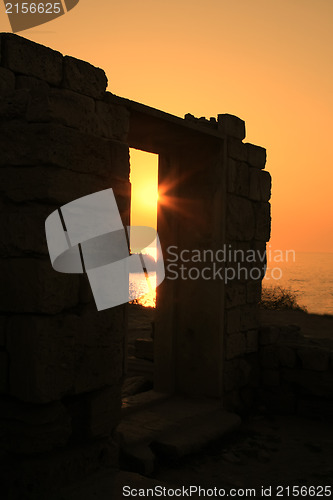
[1,0,332,252]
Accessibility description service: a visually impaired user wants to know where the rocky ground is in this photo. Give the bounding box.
[123,304,333,494]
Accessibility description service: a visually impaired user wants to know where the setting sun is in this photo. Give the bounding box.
[130,149,159,229]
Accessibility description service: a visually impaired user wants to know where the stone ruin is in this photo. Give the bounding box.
[0,33,331,497]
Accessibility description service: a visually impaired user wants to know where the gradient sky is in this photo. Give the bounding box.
[1,0,332,252]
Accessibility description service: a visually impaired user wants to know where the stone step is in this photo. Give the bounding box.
[126,355,154,378]
[117,396,241,474]
[135,338,154,361]
[152,409,241,459]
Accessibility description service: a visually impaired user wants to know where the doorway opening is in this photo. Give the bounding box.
[122,149,159,406]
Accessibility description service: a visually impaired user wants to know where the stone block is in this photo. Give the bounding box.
[249,167,261,201]
[0,88,30,121]
[0,33,63,85]
[0,122,130,181]
[0,166,130,208]
[135,338,154,361]
[260,345,280,368]
[15,75,49,91]
[66,386,121,440]
[0,67,15,96]
[259,170,272,201]
[262,369,280,386]
[7,307,125,403]
[96,99,130,141]
[0,204,52,257]
[0,258,80,314]
[282,369,333,398]
[0,399,71,454]
[0,351,8,393]
[227,159,249,197]
[246,330,258,353]
[278,346,296,368]
[225,333,246,359]
[63,55,107,99]
[2,438,118,499]
[259,325,280,345]
[247,280,262,304]
[227,137,247,162]
[240,304,260,331]
[226,307,241,334]
[225,282,246,308]
[227,195,255,241]
[254,202,271,241]
[239,359,252,386]
[27,87,95,130]
[217,114,246,139]
[297,346,330,371]
[246,143,266,169]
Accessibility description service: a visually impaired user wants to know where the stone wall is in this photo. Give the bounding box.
[0,32,275,496]
[215,114,271,410]
[0,33,130,498]
[258,325,333,417]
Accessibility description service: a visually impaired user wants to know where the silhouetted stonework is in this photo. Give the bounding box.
[0,33,276,496]
[0,33,130,498]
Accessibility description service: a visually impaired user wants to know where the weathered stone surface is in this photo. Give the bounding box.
[66,385,121,440]
[0,122,130,180]
[297,346,330,371]
[226,282,246,308]
[227,137,247,162]
[0,351,8,393]
[282,369,333,398]
[246,330,258,353]
[254,202,271,241]
[249,168,271,202]
[217,114,246,140]
[278,346,296,368]
[0,259,80,314]
[259,325,280,345]
[0,166,130,208]
[0,400,71,453]
[3,438,118,499]
[0,67,15,96]
[246,143,267,169]
[63,56,107,99]
[0,33,63,85]
[225,333,246,359]
[260,345,280,368]
[262,369,280,386]
[227,195,255,241]
[259,170,272,201]
[249,167,261,201]
[240,304,259,331]
[27,87,95,128]
[0,89,30,121]
[226,307,241,334]
[227,159,249,197]
[15,74,49,91]
[135,338,154,361]
[96,99,130,141]
[0,204,52,257]
[247,280,262,303]
[7,308,124,403]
